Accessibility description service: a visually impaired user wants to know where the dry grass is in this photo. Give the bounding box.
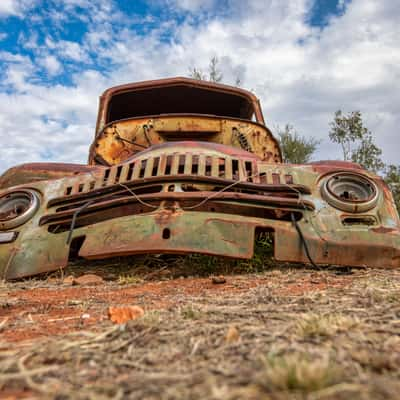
[260,353,341,392]
[295,313,360,338]
[180,304,203,320]
[0,266,399,399]
[117,274,144,285]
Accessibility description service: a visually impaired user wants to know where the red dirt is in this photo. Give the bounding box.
[0,273,352,343]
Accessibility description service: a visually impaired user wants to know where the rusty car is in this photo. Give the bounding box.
[0,77,399,279]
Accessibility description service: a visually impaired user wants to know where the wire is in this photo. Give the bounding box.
[116,183,159,209]
[118,172,263,211]
[182,172,261,210]
[117,137,147,149]
[113,126,148,149]
[66,200,95,245]
[101,171,308,213]
[290,212,319,269]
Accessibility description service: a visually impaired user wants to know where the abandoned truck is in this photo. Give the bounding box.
[0,77,399,279]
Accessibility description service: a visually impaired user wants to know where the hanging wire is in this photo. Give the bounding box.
[66,200,95,245]
[117,183,159,209]
[182,171,261,210]
[290,212,319,269]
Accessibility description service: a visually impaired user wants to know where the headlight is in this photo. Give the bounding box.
[321,173,378,213]
[0,189,40,229]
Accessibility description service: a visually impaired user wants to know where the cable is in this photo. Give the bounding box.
[117,137,147,149]
[116,183,159,209]
[113,126,148,149]
[290,212,319,269]
[66,200,95,245]
[182,171,261,210]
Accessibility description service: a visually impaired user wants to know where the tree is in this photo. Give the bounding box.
[277,124,320,164]
[189,56,223,83]
[329,110,384,172]
[384,164,400,212]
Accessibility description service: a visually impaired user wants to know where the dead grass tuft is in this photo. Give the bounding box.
[295,313,359,339]
[180,304,203,319]
[117,274,144,285]
[260,353,341,393]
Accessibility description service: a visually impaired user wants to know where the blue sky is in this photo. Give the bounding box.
[1,0,345,88]
[0,0,399,172]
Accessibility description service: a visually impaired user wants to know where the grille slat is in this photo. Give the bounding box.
[184,154,192,175]
[171,154,180,175]
[225,158,232,180]
[132,161,141,179]
[119,163,130,183]
[198,155,206,176]
[107,165,118,185]
[158,155,167,175]
[144,157,154,178]
[238,160,246,181]
[211,157,219,177]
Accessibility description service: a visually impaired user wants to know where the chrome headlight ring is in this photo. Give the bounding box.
[0,189,41,230]
[321,172,379,213]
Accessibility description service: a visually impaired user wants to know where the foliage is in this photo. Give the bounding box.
[384,164,400,212]
[277,124,320,164]
[189,56,223,83]
[329,110,384,172]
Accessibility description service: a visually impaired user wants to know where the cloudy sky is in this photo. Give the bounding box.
[0,0,399,173]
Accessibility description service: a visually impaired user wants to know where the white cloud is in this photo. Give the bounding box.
[0,0,399,174]
[0,0,19,16]
[168,0,217,12]
[38,55,63,76]
[0,0,34,17]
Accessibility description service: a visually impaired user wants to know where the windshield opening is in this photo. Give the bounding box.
[106,84,255,123]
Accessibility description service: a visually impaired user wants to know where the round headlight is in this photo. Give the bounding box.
[321,173,378,213]
[0,189,40,229]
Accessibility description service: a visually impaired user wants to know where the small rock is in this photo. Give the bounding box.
[108,306,145,324]
[63,275,76,285]
[81,313,90,319]
[225,326,240,343]
[74,274,104,286]
[211,275,226,284]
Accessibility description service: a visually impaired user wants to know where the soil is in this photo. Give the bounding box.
[0,266,350,343]
[0,258,399,399]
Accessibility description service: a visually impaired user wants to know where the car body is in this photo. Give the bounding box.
[0,77,399,279]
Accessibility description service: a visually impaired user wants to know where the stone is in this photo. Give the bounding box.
[63,275,76,285]
[74,274,104,286]
[211,275,226,284]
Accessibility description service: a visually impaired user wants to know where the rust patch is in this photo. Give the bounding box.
[371,227,397,234]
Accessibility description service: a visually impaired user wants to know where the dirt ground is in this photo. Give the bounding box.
[0,257,399,399]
